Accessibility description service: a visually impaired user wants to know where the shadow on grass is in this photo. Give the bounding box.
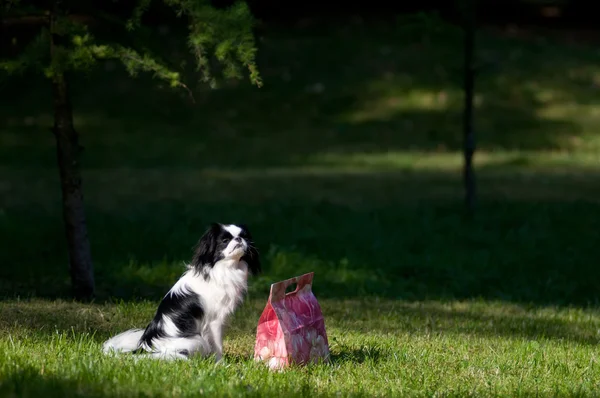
[402,304,600,346]
[0,367,112,398]
[3,18,600,172]
[1,168,600,307]
[217,346,387,366]
[325,300,600,346]
[329,346,385,364]
[0,300,134,339]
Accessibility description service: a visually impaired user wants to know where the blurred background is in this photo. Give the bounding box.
[1,0,599,306]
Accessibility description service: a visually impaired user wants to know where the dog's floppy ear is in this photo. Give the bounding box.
[240,225,261,276]
[244,245,261,276]
[191,223,221,269]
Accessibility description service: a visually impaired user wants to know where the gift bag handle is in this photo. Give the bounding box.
[269,272,314,303]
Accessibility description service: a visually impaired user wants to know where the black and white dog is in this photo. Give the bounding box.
[102,223,260,361]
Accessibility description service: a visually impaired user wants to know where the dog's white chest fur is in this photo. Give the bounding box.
[175,259,249,322]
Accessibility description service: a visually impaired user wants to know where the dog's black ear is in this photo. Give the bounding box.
[244,245,261,276]
[191,223,221,269]
[240,225,261,275]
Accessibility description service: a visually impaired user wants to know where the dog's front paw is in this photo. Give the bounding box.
[214,353,229,366]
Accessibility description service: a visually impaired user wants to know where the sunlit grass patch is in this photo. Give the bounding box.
[308,150,600,171]
[1,299,599,397]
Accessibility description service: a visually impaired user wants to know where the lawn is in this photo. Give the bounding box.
[1,15,600,397]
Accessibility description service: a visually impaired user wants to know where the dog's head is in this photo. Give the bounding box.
[191,223,261,275]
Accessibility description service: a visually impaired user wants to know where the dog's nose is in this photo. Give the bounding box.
[234,237,242,242]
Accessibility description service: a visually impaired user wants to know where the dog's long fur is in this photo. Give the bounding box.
[102,223,260,361]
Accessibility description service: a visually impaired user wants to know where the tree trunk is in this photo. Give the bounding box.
[463,0,477,215]
[50,10,95,300]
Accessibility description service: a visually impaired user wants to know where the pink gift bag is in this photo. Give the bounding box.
[254,272,330,370]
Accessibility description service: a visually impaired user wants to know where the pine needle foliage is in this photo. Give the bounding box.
[1,0,263,92]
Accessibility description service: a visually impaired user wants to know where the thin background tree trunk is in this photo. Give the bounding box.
[50,4,95,300]
[463,0,477,215]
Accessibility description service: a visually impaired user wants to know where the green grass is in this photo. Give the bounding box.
[2,16,600,397]
[1,299,599,397]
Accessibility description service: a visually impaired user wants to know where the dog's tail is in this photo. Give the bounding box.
[102,329,145,354]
